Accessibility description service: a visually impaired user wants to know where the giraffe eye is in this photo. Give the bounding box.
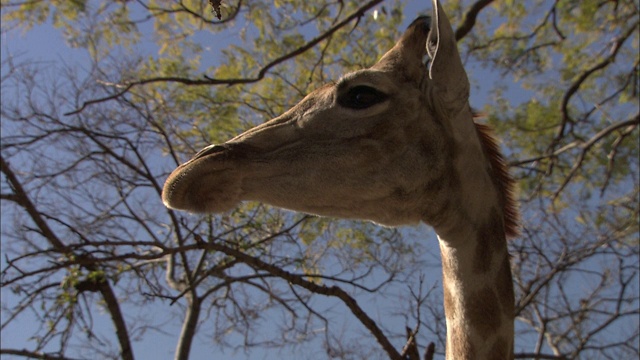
[338,86,388,110]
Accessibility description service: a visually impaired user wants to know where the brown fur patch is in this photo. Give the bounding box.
[488,336,510,360]
[473,237,492,274]
[473,207,505,273]
[468,288,502,339]
[473,120,520,239]
[496,254,515,317]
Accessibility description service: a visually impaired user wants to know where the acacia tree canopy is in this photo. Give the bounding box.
[1,1,638,359]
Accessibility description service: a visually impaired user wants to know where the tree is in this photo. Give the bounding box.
[1,1,637,359]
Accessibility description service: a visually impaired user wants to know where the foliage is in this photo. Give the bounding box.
[1,0,638,359]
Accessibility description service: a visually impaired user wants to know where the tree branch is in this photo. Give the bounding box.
[509,115,640,167]
[64,0,383,116]
[0,349,81,360]
[552,114,639,198]
[194,234,403,360]
[0,154,135,360]
[549,20,639,151]
[455,0,494,41]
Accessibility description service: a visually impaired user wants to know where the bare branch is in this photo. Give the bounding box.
[510,115,640,167]
[550,20,639,152]
[455,0,494,41]
[0,154,135,360]
[64,0,383,116]
[0,349,81,360]
[194,234,404,360]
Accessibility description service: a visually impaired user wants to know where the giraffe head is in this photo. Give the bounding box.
[162,1,518,235]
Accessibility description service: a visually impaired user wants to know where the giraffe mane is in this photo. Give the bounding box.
[472,114,520,239]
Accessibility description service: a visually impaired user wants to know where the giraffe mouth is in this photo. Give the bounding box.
[162,144,246,214]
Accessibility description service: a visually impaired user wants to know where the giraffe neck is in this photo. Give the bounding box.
[437,215,515,360]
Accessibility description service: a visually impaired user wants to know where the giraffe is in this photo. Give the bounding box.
[162,1,519,358]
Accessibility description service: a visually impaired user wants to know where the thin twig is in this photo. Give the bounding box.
[65,0,383,116]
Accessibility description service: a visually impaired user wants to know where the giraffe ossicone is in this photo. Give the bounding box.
[163,1,519,359]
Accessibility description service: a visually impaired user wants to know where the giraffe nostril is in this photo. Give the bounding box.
[192,144,226,160]
[189,143,256,164]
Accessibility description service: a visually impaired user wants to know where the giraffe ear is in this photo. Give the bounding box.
[427,0,470,113]
[371,15,430,81]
